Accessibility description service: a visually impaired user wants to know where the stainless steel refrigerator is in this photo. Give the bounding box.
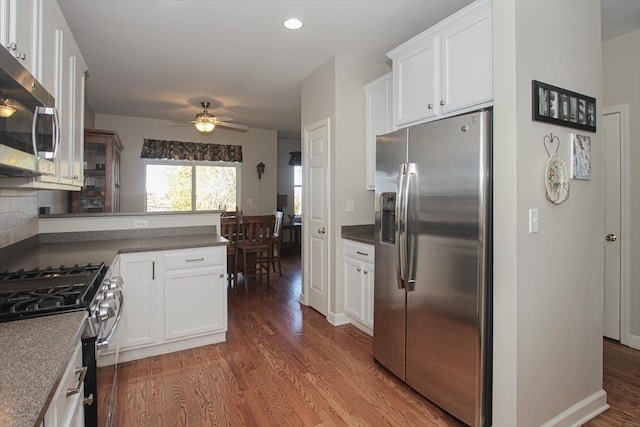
[374,109,492,427]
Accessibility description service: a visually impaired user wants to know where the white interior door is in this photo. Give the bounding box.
[304,119,329,316]
[602,109,623,341]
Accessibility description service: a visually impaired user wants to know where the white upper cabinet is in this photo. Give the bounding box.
[387,0,492,128]
[440,2,492,114]
[364,72,392,190]
[390,33,439,127]
[0,0,41,76]
[1,0,88,189]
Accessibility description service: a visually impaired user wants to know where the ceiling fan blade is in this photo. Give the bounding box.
[212,115,233,122]
[216,122,249,131]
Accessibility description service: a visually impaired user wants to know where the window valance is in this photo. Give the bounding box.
[141,139,243,162]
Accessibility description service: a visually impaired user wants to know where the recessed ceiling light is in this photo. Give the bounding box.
[283,18,303,30]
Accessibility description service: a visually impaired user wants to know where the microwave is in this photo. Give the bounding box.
[0,46,59,177]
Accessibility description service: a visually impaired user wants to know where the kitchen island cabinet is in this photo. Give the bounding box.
[106,246,228,364]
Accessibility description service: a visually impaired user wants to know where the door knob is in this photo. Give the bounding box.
[605,234,617,242]
[318,227,326,234]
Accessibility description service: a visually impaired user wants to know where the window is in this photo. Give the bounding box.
[293,165,302,216]
[145,160,240,212]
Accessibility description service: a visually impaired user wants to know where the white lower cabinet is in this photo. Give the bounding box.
[118,251,158,350]
[343,240,375,334]
[43,342,85,427]
[112,246,227,364]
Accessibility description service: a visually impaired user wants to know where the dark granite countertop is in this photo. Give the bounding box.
[1,227,228,272]
[0,311,87,427]
[341,224,375,245]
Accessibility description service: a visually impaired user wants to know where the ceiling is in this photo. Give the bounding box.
[57,0,640,141]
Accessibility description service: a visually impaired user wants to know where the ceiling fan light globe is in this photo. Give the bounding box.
[195,121,215,133]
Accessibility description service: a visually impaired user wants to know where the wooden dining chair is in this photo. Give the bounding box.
[271,211,284,275]
[235,214,274,292]
[220,215,240,289]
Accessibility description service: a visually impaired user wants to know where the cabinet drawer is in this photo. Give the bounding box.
[54,342,84,425]
[343,241,375,263]
[163,247,224,270]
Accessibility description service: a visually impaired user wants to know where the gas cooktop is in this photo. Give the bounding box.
[0,263,106,323]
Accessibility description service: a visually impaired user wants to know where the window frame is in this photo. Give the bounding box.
[144,159,242,212]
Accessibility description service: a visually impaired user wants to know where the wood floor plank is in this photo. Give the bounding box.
[109,250,639,426]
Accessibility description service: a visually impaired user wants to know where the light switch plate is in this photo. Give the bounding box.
[346,200,354,213]
[528,209,539,233]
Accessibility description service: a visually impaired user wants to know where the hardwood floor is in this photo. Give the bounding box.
[585,339,640,426]
[112,251,640,426]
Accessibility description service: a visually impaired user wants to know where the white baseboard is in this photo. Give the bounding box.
[328,311,350,326]
[627,333,640,350]
[541,389,609,427]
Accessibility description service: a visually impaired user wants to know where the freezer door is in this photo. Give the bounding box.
[373,129,408,380]
[405,111,491,427]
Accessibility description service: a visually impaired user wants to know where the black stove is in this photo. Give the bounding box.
[0,263,107,323]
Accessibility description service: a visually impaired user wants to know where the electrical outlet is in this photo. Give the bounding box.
[19,209,26,219]
[134,219,148,228]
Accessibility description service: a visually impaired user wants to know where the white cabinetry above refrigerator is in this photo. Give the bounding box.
[387,0,492,129]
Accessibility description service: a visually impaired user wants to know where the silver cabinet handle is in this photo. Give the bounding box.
[66,366,87,396]
[356,251,369,256]
[317,227,326,234]
[428,104,433,109]
[7,42,16,50]
[185,257,205,262]
[363,270,368,275]
[440,100,446,106]
[605,234,617,242]
[357,267,361,272]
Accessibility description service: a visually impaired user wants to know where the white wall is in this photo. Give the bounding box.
[493,1,606,425]
[300,53,391,319]
[300,57,336,307]
[602,29,640,341]
[95,114,278,215]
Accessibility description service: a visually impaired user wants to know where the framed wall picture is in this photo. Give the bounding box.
[570,133,591,180]
[532,80,596,132]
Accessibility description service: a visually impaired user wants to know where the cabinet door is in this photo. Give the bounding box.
[164,265,227,341]
[0,0,40,76]
[440,3,492,114]
[364,73,392,190]
[392,34,438,127]
[119,252,158,349]
[363,261,375,328]
[343,256,364,321]
[70,53,87,186]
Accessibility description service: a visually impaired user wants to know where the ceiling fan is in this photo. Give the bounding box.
[176,101,249,134]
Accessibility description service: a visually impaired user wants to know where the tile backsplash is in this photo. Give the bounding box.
[0,189,39,248]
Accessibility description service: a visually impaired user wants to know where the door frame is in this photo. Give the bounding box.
[300,118,331,312]
[603,104,631,347]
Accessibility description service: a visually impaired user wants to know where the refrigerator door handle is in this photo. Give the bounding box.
[396,163,412,290]
[395,163,406,289]
[405,163,417,289]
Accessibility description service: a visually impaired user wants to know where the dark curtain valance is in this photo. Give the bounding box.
[288,151,301,166]
[141,139,243,162]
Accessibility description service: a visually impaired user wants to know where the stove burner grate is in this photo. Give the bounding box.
[0,263,106,322]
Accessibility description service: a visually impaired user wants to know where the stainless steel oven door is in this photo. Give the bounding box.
[95,276,124,427]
